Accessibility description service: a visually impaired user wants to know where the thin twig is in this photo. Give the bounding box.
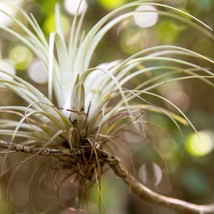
[107,156,214,214]
[0,140,71,156]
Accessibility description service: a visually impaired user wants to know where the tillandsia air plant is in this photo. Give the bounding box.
[0,0,214,213]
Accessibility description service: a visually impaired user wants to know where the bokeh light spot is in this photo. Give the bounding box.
[64,0,87,15]
[98,0,126,10]
[0,61,16,80]
[43,13,70,35]
[185,131,214,157]
[138,163,163,186]
[28,60,48,84]
[99,0,126,10]
[0,1,23,26]
[9,45,33,70]
[120,28,143,54]
[133,5,158,28]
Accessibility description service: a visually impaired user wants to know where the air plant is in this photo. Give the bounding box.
[0,1,214,213]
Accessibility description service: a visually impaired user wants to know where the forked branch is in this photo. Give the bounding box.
[0,140,214,214]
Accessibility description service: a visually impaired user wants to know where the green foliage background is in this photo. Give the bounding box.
[0,0,213,213]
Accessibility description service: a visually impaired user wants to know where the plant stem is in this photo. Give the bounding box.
[1,141,214,213]
[107,157,214,214]
[0,140,71,156]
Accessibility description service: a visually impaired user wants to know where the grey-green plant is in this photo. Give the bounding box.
[0,1,214,213]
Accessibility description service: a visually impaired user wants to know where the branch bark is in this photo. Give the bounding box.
[0,140,71,156]
[107,157,214,214]
[1,141,214,213]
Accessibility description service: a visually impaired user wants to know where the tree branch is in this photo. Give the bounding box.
[107,156,214,214]
[0,140,71,156]
[1,140,214,213]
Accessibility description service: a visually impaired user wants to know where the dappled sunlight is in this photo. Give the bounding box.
[43,13,70,35]
[138,163,163,187]
[133,5,159,28]
[0,0,213,213]
[0,61,16,80]
[0,1,23,26]
[28,60,48,84]
[120,29,144,54]
[98,0,126,10]
[9,45,33,71]
[185,130,214,157]
[64,0,87,15]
